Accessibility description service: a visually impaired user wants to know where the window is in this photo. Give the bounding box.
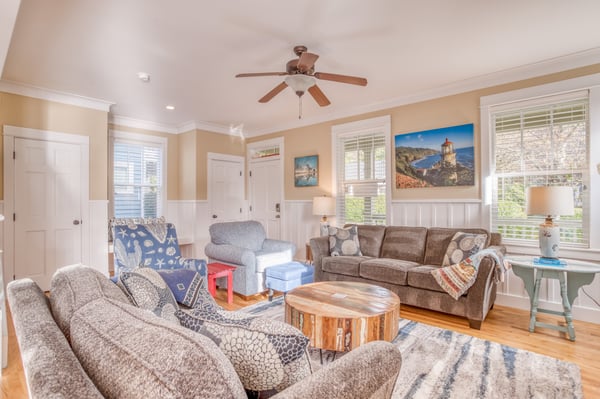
[110,131,166,218]
[333,116,391,226]
[490,92,589,247]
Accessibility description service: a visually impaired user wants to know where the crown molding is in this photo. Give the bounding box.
[245,47,600,137]
[0,79,114,111]
[109,114,179,134]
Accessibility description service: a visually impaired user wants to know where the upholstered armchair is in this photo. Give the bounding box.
[205,220,296,297]
[111,219,206,279]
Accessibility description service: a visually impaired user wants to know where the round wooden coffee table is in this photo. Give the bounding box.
[284,281,400,352]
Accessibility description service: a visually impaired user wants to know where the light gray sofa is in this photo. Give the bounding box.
[205,220,297,297]
[310,225,505,329]
[7,265,402,399]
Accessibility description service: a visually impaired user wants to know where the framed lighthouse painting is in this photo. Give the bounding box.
[394,123,475,188]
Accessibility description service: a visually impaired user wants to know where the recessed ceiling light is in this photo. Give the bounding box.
[165,105,175,110]
[137,72,150,82]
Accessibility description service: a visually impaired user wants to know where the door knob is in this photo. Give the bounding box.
[73,220,81,225]
[212,215,218,219]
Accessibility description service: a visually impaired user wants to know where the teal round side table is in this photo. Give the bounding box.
[507,255,600,341]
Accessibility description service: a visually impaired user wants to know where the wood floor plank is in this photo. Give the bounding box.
[2,290,599,398]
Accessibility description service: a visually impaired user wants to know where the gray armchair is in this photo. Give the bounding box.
[205,220,296,296]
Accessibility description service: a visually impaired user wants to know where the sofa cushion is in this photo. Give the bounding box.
[209,220,266,251]
[119,267,179,323]
[70,298,246,398]
[176,307,311,392]
[380,226,428,263]
[423,228,490,266]
[322,256,368,277]
[156,269,207,308]
[407,265,448,293]
[359,258,421,285]
[329,225,362,256]
[50,264,132,340]
[353,225,387,257]
[442,231,488,266]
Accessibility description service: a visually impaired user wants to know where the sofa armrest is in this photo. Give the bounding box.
[204,242,257,271]
[309,236,330,282]
[263,238,297,256]
[465,245,507,327]
[272,341,401,399]
[7,279,104,399]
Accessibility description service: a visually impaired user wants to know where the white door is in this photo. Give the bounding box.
[208,154,245,223]
[249,159,282,239]
[14,138,83,290]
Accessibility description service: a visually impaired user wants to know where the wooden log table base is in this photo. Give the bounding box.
[284,281,400,352]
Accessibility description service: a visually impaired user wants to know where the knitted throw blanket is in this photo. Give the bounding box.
[431,247,510,300]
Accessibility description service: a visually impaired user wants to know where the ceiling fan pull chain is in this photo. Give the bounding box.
[298,96,302,119]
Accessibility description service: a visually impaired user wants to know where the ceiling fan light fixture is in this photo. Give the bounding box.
[284,74,316,96]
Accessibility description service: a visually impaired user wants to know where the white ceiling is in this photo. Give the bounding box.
[2,0,600,137]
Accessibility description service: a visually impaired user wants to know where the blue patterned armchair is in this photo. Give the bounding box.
[112,220,206,280]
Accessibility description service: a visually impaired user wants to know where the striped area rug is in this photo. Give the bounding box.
[242,297,583,399]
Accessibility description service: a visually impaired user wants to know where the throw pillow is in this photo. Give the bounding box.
[329,225,362,256]
[176,307,311,392]
[156,269,210,308]
[119,267,179,323]
[442,232,488,266]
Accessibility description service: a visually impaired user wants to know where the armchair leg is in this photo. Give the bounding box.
[268,288,274,302]
[468,319,482,330]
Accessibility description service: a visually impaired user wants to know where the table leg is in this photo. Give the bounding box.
[529,274,542,333]
[227,271,233,304]
[208,274,217,298]
[558,273,576,341]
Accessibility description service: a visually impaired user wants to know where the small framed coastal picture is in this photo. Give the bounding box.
[395,123,475,188]
[294,155,318,187]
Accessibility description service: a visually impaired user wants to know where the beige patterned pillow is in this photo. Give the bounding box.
[329,225,362,256]
[442,232,488,266]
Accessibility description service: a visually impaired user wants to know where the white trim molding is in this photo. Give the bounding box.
[0,80,114,112]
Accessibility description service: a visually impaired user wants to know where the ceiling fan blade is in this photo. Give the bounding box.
[314,72,367,86]
[308,85,331,107]
[258,81,288,103]
[297,52,319,72]
[236,72,288,78]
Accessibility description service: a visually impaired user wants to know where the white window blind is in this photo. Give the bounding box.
[336,132,387,225]
[113,140,164,218]
[491,95,589,247]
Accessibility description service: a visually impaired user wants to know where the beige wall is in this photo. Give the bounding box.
[0,92,108,200]
[248,63,600,201]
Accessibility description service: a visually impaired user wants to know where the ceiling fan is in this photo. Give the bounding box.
[236,45,367,118]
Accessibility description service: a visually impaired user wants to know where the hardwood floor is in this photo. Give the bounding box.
[2,290,599,398]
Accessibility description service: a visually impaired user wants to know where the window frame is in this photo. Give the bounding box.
[332,115,392,226]
[481,73,600,260]
[109,130,168,219]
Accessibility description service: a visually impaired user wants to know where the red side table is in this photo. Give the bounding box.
[207,263,236,304]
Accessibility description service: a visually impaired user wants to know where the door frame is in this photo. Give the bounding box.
[3,125,90,283]
[247,137,284,238]
[207,152,246,221]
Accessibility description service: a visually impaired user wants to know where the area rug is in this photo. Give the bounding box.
[242,297,583,399]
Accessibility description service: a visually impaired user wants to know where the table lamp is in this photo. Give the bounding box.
[526,186,574,259]
[312,196,335,236]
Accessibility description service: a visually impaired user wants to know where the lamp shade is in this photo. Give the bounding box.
[312,196,335,216]
[526,186,574,216]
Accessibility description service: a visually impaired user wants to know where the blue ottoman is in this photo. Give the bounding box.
[265,262,314,301]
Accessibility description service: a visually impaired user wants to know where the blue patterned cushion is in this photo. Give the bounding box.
[157,269,208,308]
[176,307,311,392]
[119,267,179,323]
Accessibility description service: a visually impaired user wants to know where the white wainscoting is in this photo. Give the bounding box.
[87,200,109,276]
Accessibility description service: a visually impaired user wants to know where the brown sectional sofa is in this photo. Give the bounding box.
[310,226,505,329]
